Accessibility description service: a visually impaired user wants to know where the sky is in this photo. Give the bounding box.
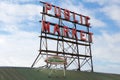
[0,0,120,74]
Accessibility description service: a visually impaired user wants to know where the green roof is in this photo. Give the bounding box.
[0,67,120,80]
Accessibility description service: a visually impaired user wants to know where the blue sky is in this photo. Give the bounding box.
[0,0,120,74]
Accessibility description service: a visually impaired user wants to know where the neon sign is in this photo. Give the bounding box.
[44,3,90,27]
[41,2,93,43]
[31,1,94,72]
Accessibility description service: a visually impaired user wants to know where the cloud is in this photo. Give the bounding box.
[60,0,106,28]
[0,1,41,67]
[94,62,120,74]
[0,36,6,45]
[84,0,120,27]
[0,30,39,67]
[84,0,108,5]
[90,17,106,27]
[93,31,120,73]
[0,0,40,3]
[84,0,120,6]
[0,2,42,33]
[93,31,120,63]
[101,5,120,26]
[0,2,41,22]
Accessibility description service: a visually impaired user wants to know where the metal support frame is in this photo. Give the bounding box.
[31,1,93,72]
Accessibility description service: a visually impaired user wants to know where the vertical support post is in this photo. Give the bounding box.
[74,23,80,71]
[87,27,93,72]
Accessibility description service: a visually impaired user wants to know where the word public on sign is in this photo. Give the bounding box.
[41,2,93,43]
[43,2,90,27]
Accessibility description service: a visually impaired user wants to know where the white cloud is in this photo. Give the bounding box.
[0,2,42,33]
[94,62,120,74]
[90,17,106,27]
[0,37,6,45]
[84,0,120,26]
[0,1,55,67]
[93,31,120,73]
[0,25,19,33]
[0,2,41,22]
[84,0,120,6]
[85,0,108,5]
[93,32,120,63]
[101,5,120,26]
[60,0,106,28]
[0,30,39,67]
[0,0,40,3]
[0,2,41,67]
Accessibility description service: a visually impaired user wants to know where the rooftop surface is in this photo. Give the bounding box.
[0,67,120,80]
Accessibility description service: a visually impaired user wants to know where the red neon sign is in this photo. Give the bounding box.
[41,2,93,43]
[54,6,61,17]
[42,21,50,33]
[42,21,93,43]
[44,2,90,27]
[54,24,60,35]
[63,26,69,37]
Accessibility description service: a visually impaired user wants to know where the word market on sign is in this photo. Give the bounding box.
[42,21,93,43]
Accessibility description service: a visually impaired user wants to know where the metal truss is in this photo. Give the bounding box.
[31,2,93,72]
